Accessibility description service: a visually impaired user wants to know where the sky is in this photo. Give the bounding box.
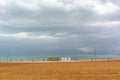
[0,0,120,56]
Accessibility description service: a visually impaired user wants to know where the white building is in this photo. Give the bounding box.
[61,57,71,61]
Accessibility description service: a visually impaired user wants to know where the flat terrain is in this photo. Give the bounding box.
[0,60,120,80]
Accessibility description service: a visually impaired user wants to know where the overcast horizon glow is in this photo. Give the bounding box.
[0,0,120,56]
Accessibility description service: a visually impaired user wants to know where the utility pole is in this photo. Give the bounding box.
[7,49,9,62]
[95,48,97,60]
[0,49,2,62]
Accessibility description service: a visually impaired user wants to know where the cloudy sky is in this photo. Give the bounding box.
[0,0,120,56]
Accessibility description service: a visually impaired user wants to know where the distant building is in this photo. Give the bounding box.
[61,57,71,61]
[47,57,61,61]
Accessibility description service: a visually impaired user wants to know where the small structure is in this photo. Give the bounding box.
[47,57,61,61]
[61,57,71,61]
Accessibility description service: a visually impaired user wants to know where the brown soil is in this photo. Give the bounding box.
[0,60,120,80]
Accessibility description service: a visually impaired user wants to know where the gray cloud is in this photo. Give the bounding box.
[0,0,97,33]
[0,0,120,56]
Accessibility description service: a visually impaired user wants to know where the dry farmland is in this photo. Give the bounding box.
[0,60,120,80]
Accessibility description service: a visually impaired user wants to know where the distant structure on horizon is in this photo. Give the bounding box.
[61,57,71,61]
[47,57,71,61]
[47,57,61,61]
